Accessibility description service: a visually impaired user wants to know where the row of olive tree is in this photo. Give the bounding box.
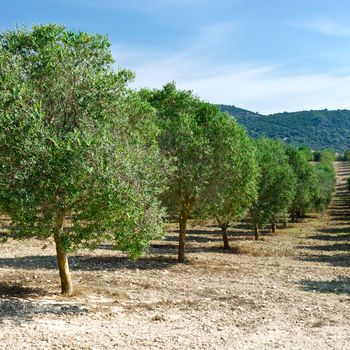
[249,143,336,240]
[0,25,258,292]
[142,83,336,250]
[0,25,337,295]
[248,139,296,240]
[140,83,258,261]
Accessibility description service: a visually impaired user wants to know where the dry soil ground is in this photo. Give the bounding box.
[0,162,349,350]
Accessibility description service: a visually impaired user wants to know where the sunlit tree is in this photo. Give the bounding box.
[0,25,167,295]
[142,83,257,259]
[249,139,296,239]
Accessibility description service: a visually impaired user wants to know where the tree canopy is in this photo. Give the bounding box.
[0,24,339,294]
[286,145,316,219]
[249,139,296,239]
[141,83,258,259]
[200,114,257,249]
[0,24,167,294]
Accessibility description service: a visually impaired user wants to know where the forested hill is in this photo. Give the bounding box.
[219,105,350,152]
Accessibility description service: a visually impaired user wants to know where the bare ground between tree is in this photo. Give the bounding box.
[0,162,349,350]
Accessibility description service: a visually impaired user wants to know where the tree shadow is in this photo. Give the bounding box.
[183,244,242,255]
[305,234,350,241]
[298,254,350,267]
[161,230,224,243]
[0,282,44,298]
[318,226,350,234]
[0,280,88,324]
[0,297,88,323]
[330,218,350,223]
[157,226,272,251]
[297,243,350,252]
[297,277,350,295]
[0,254,177,272]
[329,209,350,215]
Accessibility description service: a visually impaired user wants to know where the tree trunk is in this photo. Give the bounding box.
[54,213,73,295]
[282,220,287,228]
[254,225,259,240]
[221,224,229,249]
[178,213,188,263]
[271,221,276,233]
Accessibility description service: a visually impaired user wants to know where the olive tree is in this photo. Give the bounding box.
[319,149,336,163]
[311,148,336,211]
[0,25,167,295]
[298,146,314,161]
[141,83,256,260]
[314,148,336,163]
[312,162,336,212]
[343,149,350,161]
[249,139,296,240]
[286,146,316,220]
[201,116,257,249]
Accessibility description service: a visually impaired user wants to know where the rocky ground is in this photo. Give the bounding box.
[0,162,349,350]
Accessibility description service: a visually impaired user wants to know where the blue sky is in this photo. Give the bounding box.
[2,0,350,113]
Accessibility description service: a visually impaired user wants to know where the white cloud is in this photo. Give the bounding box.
[181,69,350,114]
[117,51,350,114]
[112,20,350,115]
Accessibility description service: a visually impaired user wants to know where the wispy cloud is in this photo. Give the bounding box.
[294,17,350,38]
[113,35,350,114]
[112,20,238,78]
[181,69,350,114]
[111,15,350,114]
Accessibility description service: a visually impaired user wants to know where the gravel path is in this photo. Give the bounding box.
[0,162,349,349]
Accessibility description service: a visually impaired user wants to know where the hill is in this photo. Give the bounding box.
[219,105,350,152]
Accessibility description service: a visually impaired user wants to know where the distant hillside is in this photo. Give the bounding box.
[219,105,350,152]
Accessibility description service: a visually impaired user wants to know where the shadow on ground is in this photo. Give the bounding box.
[0,297,88,323]
[297,277,350,295]
[298,253,350,267]
[305,233,350,241]
[0,254,177,272]
[0,282,44,298]
[298,163,350,267]
[297,243,350,252]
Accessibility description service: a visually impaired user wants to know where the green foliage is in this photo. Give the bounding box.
[343,149,350,161]
[312,162,336,212]
[141,83,259,257]
[249,139,296,230]
[0,24,166,257]
[319,149,336,163]
[140,83,214,218]
[298,146,314,161]
[310,147,336,212]
[142,83,258,223]
[286,146,317,218]
[0,24,338,268]
[199,113,258,228]
[219,105,350,152]
[285,145,336,217]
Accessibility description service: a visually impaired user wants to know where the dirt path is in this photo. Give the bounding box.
[0,162,349,350]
